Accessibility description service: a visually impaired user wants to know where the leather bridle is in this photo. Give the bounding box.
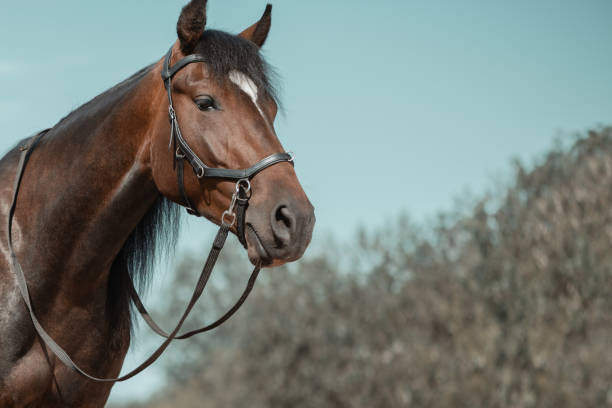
[6,47,294,382]
[162,47,294,247]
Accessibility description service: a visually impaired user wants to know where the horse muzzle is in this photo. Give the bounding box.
[245,197,315,267]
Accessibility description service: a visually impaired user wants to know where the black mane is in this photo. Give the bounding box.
[107,196,180,336]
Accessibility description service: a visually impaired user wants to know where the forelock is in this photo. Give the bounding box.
[191,30,280,104]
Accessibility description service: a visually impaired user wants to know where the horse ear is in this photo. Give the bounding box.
[239,4,272,48]
[177,0,208,53]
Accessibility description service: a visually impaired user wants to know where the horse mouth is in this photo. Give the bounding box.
[246,224,272,266]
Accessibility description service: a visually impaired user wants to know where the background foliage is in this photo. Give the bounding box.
[114,128,612,408]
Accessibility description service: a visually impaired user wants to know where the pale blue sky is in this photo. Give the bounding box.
[2,0,611,404]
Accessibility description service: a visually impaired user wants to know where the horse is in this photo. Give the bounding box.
[0,0,315,406]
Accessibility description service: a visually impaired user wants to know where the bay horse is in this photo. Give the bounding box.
[0,1,315,406]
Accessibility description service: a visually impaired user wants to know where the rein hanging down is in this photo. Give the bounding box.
[6,46,295,382]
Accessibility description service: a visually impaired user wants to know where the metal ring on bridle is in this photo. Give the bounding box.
[236,179,251,194]
[235,179,251,202]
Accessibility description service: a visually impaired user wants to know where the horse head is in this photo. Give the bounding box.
[150,0,315,266]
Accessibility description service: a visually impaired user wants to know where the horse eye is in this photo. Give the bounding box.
[195,96,216,111]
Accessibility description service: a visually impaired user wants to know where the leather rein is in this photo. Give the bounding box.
[7,48,294,382]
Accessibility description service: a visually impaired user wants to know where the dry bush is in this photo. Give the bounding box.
[115,128,612,408]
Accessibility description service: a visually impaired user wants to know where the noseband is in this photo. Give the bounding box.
[162,48,294,247]
[6,47,296,383]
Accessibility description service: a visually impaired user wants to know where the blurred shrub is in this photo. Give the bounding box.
[117,128,612,408]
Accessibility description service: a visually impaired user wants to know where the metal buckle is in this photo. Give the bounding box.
[221,210,236,227]
[221,179,252,227]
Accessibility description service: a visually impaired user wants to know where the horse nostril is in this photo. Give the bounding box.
[271,205,295,247]
[277,207,293,229]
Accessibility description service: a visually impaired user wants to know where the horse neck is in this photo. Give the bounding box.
[16,61,168,298]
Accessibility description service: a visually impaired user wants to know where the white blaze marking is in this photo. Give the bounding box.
[229,70,264,117]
